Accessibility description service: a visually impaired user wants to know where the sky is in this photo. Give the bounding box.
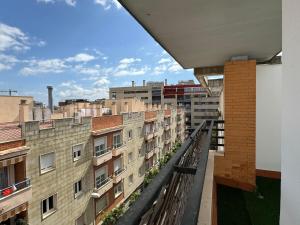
[0,0,197,105]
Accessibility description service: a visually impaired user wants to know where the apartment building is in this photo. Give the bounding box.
[109,81,164,105]
[0,101,185,225]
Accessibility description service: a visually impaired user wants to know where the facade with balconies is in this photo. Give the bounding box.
[0,131,31,225]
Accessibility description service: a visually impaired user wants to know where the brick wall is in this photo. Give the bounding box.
[0,139,25,151]
[145,111,157,121]
[164,109,171,117]
[214,60,256,191]
[92,115,123,131]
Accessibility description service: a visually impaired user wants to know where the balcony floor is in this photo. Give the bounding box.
[217,176,280,225]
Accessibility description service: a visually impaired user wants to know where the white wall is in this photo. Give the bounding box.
[281,0,300,224]
[256,64,282,172]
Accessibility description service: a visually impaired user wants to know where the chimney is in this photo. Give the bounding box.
[112,102,117,115]
[47,86,53,113]
[19,100,30,123]
[165,79,168,85]
[132,81,135,87]
[143,80,146,86]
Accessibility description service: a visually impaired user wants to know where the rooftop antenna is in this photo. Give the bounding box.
[0,89,18,96]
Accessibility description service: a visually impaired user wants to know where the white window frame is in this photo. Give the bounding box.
[114,182,123,198]
[40,152,55,174]
[94,136,108,157]
[72,144,84,162]
[95,166,108,189]
[74,179,83,198]
[41,194,57,219]
[113,132,122,148]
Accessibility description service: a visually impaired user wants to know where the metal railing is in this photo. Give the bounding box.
[0,178,31,199]
[96,176,112,189]
[116,120,213,225]
[114,168,125,176]
[113,142,123,149]
[95,147,111,157]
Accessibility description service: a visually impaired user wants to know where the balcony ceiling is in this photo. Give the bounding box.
[119,0,282,68]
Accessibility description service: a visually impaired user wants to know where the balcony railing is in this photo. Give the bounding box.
[94,176,113,197]
[95,147,111,157]
[0,179,31,199]
[116,120,214,225]
[113,168,126,183]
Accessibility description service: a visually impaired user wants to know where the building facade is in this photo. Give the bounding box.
[0,106,185,225]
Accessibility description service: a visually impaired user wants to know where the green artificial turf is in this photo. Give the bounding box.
[217,176,281,225]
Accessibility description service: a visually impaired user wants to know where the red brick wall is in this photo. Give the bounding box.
[214,60,256,191]
[92,115,123,131]
[145,111,157,121]
[164,109,171,117]
[0,139,25,151]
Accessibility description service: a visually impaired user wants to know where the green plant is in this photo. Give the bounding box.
[144,168,159,187]
[102,204,124,225]
[128,191,141,206]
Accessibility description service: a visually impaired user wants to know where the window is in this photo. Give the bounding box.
[111,92,117,99]
[128,174,133,185]
[128,152,133,164]
[74,180,82,198]
[94,136,107,157]
[40,152,55,174]
[73,144,83,161]
[114,158,123,176]
[42,194,57,218]
[96,194,108,214]
[114,182,123,198]
[128,129,133,140]
[113,132,122,148]
[95,166,108,189]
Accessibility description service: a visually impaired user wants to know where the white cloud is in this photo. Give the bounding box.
[66,53,96,63]
[20,58,68,75]
[0,54,19,72]
[58,80,109,100]
[37,0,76,6]
[94,0,122,10]
[153,57,183,75]
[119,58,141,64]
[158,58,171,64]
[0,23,30,52]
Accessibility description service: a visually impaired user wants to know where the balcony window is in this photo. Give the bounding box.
[0,167,8,189]
[95,136,108,157]
[72,144,83,161]
[113,132,122,148]
[74,180,82,198]
[40,152,55,174]
[95,166,108,189]
[96,194,108,214]
[114,158,123,176]
[42,194,57,219]
[114,182,123,198]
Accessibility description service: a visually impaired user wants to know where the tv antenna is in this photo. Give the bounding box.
[0,89,18,96]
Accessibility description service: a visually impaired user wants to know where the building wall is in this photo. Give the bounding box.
[281,1,300,224]
[0,96,33,123]
[256,64,282,172]
[24,117,95,225]
[214,60,256,191]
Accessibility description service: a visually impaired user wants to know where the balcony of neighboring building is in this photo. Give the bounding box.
[0,137,31,224]
[144,123,157,141]
[93,166,113,198]
[93,130,124,166]
[112,157,126,184]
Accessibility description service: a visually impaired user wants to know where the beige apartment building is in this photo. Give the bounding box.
[0,97,185,225]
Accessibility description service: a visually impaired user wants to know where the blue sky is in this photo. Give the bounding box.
[0,0,197,104]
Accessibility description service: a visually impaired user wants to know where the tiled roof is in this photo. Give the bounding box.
[0,123,22,143]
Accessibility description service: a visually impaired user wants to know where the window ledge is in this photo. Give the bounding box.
[42,209,57,220]
[40,167,55,175]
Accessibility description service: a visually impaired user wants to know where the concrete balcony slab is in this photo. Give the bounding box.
[93,151,112,166]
